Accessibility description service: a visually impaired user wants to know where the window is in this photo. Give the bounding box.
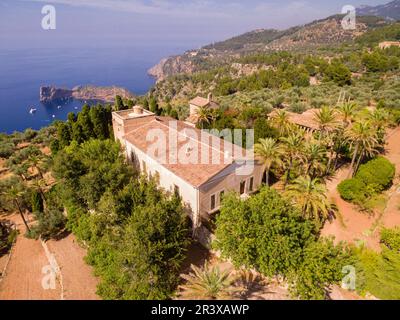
[240,181,246,195]
[211,194,216,211]
[249,177,254,192]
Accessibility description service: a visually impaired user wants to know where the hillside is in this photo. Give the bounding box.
[148,19,400,119]
[148,15,387,81]
[265,15,385,51]
[358,0,400,21]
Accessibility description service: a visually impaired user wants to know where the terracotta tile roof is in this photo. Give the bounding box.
[269,108,320,131]
[189,97,210,107]
[124,116,248,187]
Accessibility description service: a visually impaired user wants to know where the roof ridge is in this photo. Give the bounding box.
[126,118,249,161]
[123,118,159,137]
[154,119,230,158]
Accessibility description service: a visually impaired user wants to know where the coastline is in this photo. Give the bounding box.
[40,85,136,105]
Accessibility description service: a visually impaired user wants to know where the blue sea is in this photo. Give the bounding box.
[0,45,185,134]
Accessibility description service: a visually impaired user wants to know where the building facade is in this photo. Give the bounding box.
[112,106,264,233]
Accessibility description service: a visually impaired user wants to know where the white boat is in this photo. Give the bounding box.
[52,114,56,118]
[57,105,61,109]
[29,108,37,114]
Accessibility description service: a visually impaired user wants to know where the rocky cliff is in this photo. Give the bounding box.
[148,55,198,82]
[39,86,73,103]
[40,85,135,104]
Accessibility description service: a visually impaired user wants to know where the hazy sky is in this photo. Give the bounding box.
[0,0,392,49]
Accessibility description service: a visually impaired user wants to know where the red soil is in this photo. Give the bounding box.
[322,127,400,250]
[0,214,61,300]
[0,214,99,300]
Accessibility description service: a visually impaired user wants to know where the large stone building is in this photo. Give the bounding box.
[112,106,264,238]
[186,93,220,125]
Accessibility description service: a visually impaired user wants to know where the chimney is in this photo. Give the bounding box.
[133,105,144,115]
[207,93,213,103]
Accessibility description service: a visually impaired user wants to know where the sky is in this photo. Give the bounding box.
[0,0,392,50]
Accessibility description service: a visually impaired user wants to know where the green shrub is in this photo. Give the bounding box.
[381,227,400,252]
[214,187,352,299]
[31,191,44,213]
[356,157,395,192]
[27,208,66,240]
[0,221,17,255]
[355,246,400,299]
[23,128,38,142]
[355,224,400,299]
[338,157,396,204]
[337,178,367,202]
[0,142,15,158]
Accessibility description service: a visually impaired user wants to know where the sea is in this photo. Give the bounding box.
[0,45,186,134]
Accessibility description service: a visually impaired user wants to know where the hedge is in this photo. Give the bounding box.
[338,157,395,202]
[356,157,395,193]
[337,178,367,202]
[381,227,400,252]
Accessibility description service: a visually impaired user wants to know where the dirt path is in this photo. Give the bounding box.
[0,214,99,300]
[0,214,61,300]
[380,128,400,228]
[47,235,99,300]
[322,127,400,250]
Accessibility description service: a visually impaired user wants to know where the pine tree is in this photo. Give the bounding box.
[77,104,93,140]
[57,122,72,148]
[115,95,124,111]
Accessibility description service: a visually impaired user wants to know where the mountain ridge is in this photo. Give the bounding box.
[148,1,400,81]
[357,0,400,21]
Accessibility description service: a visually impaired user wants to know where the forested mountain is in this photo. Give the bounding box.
[148,15,388,81]
[147,20,400,125]
[358,0,400,21]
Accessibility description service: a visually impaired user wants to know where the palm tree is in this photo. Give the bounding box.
[196,106,212,129]
[345,121,379,177]
[331,126,346,171]
[179,263,240,300]
[270,110,292,137]
[286,176,335,227]
[2,186,30,231]
[314,106,338,138]
[254,138,283,186]
[28,155,45,180]
[209,108,220,124]
[369,108,390,143]
[9,163,29,181]
[338,102,357,126]
[280,129,305,188]
[31,178,47,203]
[302,141,327,178]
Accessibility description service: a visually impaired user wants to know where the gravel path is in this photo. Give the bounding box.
[0,215,61,300]
[0,214,99,300]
